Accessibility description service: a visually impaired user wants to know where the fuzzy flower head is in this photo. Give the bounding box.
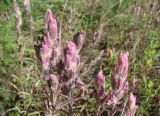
[48,17,57,40]
[109,51,129,104]
[44,9,52,29]
[111,52,129,91]
[115,52,129,80]
[44,9,57,46]
[94,70,105,92]
[94,70,107,103]
[125,93,138,116]
[64,41,77,56]
[64,41,80,78]
[43,9,60,66]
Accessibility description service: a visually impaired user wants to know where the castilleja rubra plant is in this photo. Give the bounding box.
[38,9,137,116]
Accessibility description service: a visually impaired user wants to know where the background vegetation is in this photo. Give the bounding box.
[0,0,159,115]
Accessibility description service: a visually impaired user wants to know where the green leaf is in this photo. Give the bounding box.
[118,0,129,12]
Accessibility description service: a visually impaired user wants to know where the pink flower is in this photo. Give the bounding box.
[50,74,59,93]
[94,71,105,90]
[48,17,57,38]
[107,93,118,106]
[44,9,52,29]
[112,52,129,89]
[40,43,51,71]
[125,93,138,116]
[44,9,58,46]
[64,41,77,56]
[115,52,129,80]
[13,0,22,27]
[64,41,80,78]
[42,9,60,66]
[108,52,129,105]
[94,70,107,103]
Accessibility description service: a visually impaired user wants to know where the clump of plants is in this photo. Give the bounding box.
[38,9,138,115]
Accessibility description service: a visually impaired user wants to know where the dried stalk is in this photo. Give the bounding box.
[23,0,34,40]
[13,0,25,68]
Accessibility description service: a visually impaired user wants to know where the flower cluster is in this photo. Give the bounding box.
[94,52,138,115]
[39,9,138,116]
[40,9,87,115]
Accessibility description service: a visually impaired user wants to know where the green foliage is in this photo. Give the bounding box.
[0,16,17,65]
[144,33,160,66]
[0,0,13,11]
[0,87,12,107]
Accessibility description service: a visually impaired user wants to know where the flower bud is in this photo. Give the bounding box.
[73,30,86,51]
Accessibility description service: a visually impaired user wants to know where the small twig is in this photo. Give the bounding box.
[13,1,25,92]
[57,96,85,110]
[121,98,128,116]
[97,105,102,116]
[59,0,69,38]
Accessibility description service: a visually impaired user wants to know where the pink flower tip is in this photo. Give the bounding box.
[119,52,129,64]
[64,41,77,53]
[45,9,52,20]
[94,70,105,95]
[129,93,136,108]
